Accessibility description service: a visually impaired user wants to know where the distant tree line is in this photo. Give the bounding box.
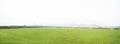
[0,25,120,30]
[0,26,49,29]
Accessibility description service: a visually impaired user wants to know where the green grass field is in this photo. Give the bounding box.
[0,28,120,44]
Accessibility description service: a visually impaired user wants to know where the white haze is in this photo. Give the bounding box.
[0,0,120,26]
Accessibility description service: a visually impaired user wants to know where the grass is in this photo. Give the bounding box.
[0,28,120,44]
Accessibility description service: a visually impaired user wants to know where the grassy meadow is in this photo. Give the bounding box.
[0,28,120,44]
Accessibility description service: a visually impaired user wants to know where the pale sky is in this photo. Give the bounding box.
[0,0,120,26]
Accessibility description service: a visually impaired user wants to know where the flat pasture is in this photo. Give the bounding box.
[0,28,120,44]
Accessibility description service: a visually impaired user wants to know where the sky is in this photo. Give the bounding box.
[0,0,120,26]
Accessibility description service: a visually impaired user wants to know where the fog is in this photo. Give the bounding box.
[0,0,120,26]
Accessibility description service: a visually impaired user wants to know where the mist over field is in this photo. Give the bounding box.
[0,0,120,44]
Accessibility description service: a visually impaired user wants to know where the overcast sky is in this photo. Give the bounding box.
[0,0,120,26]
